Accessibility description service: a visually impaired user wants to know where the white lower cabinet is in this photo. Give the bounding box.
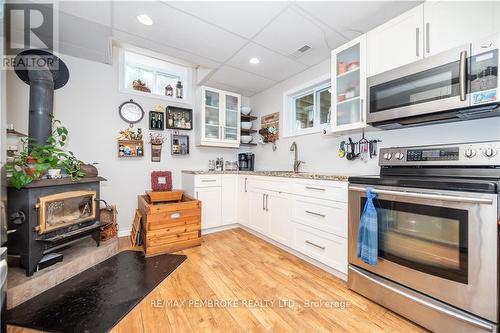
[238,176,250,227]
[266,192,291,246]
[248,190,269,234]
[221,175,238,225]
[196,187,222,229]
[292,223,347,274]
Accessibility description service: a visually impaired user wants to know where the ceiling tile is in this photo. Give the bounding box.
[227,43,307,82]
[163,1,289,38]
[204,80,255,97]
[295,1,422,34]
[209,65,277,95]
[112,1,246,63]
[253,7,345,66]
[113,30,220,69]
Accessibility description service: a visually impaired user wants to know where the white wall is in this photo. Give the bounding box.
[6,48,247,235]
[250,59,500,175]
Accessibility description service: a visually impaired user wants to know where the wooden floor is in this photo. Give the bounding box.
[8,228,426,333]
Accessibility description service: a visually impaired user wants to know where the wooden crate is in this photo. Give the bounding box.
[146,190,183,203]
[138,193,201,256]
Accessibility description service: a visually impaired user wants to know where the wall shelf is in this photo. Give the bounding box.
[241,114,258,121]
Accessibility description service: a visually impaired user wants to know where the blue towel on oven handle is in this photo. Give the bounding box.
[357,188,378,266]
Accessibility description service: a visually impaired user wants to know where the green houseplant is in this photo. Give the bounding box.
[7,120,85,189]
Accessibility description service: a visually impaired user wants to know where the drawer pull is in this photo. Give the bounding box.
[305,210,326,218]
[305,186,326,192]
[201,179,217,182]
[170,212,181,219]
[305,240,325,250]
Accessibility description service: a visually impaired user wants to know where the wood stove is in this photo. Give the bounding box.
[7,177,105,276]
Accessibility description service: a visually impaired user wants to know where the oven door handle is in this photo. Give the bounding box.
[349,186,493,205]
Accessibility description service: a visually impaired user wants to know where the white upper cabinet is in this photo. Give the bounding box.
[423,1,499,57]
[331,35,368,133]
[367,5,424,76]
[199,86,241,148]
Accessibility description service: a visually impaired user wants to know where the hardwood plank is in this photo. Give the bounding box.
[7,228,427,333]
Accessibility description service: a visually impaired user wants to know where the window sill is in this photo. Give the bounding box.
[118,87,192,107]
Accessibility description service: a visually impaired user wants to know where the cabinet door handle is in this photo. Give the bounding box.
[415,27,420,57]
[305,210,326,218]
[305,186,326,192]
[306,240,326,250]
[265,194,269,212]
[244,178,247,192]
[202,179,217,182]
[425,22,430,53]
[262,194,265,211]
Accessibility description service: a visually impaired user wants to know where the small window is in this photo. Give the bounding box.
[285,78,331,137]
[120,50,191,103]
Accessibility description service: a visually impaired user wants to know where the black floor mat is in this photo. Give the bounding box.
[7,250,186,333]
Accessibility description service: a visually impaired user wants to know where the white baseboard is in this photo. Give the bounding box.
[118,227,131,237]
[201,223,239,235]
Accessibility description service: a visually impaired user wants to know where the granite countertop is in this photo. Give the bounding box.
[181,170,349,182]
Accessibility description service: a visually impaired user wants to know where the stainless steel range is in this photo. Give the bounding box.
[348,141,500,333]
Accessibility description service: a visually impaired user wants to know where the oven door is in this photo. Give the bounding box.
[367,44,471,124]
[348,184,498,322]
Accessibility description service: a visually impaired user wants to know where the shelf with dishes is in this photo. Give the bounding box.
[240,106,257,146]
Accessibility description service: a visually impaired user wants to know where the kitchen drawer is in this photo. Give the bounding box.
[247,176,290,193]
[292,223,347,273]
[292,180,347,202]
[194,175,222,187]
[292,197,347,238]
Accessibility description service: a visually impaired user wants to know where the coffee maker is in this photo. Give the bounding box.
[238,153,254,171]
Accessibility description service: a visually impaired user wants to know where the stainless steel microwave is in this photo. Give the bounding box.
[367,36,500,129]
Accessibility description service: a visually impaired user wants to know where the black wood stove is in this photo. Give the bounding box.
[7,50,106,276]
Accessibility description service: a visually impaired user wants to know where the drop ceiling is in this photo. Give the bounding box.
[54,0,421,96]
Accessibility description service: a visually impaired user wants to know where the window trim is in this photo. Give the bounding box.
[118,48,193,106]
[282,74,331,138]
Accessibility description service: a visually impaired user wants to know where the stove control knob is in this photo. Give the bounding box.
[484,147,496,158]
[395,152,405,160]
[383,152,393,160]
[464,148,476,158]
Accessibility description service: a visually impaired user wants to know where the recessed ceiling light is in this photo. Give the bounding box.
[249,57,260,65]
[137,14,153,26]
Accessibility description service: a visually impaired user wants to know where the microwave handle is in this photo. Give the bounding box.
[459,50,467,101]
[349,186,493,205]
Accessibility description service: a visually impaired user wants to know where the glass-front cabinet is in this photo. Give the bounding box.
[200,87,241,148]
[331,35,368,133]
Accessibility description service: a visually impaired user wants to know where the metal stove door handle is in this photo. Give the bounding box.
[349,186,493,205]
[349,266,494,332]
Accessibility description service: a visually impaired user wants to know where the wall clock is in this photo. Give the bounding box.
[118,99,144,124]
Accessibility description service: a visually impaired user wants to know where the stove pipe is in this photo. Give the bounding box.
[28,65,54,146]
[14,50,69,148]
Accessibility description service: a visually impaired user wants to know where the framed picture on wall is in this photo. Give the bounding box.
[166,106,193,130]
[149,111,164,130]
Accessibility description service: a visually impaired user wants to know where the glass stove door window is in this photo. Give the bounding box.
[205,90,221,139]
[361,197,468,284]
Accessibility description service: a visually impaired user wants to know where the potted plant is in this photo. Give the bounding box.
[6,120,86,189]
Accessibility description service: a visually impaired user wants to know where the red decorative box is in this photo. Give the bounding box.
[151,171,172,191]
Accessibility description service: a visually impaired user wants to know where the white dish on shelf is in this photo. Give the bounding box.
[241,135,253,144]
[241,106,251,115]
[241,122,252,130]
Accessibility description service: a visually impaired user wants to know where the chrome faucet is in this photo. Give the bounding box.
[289,141,304,173]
